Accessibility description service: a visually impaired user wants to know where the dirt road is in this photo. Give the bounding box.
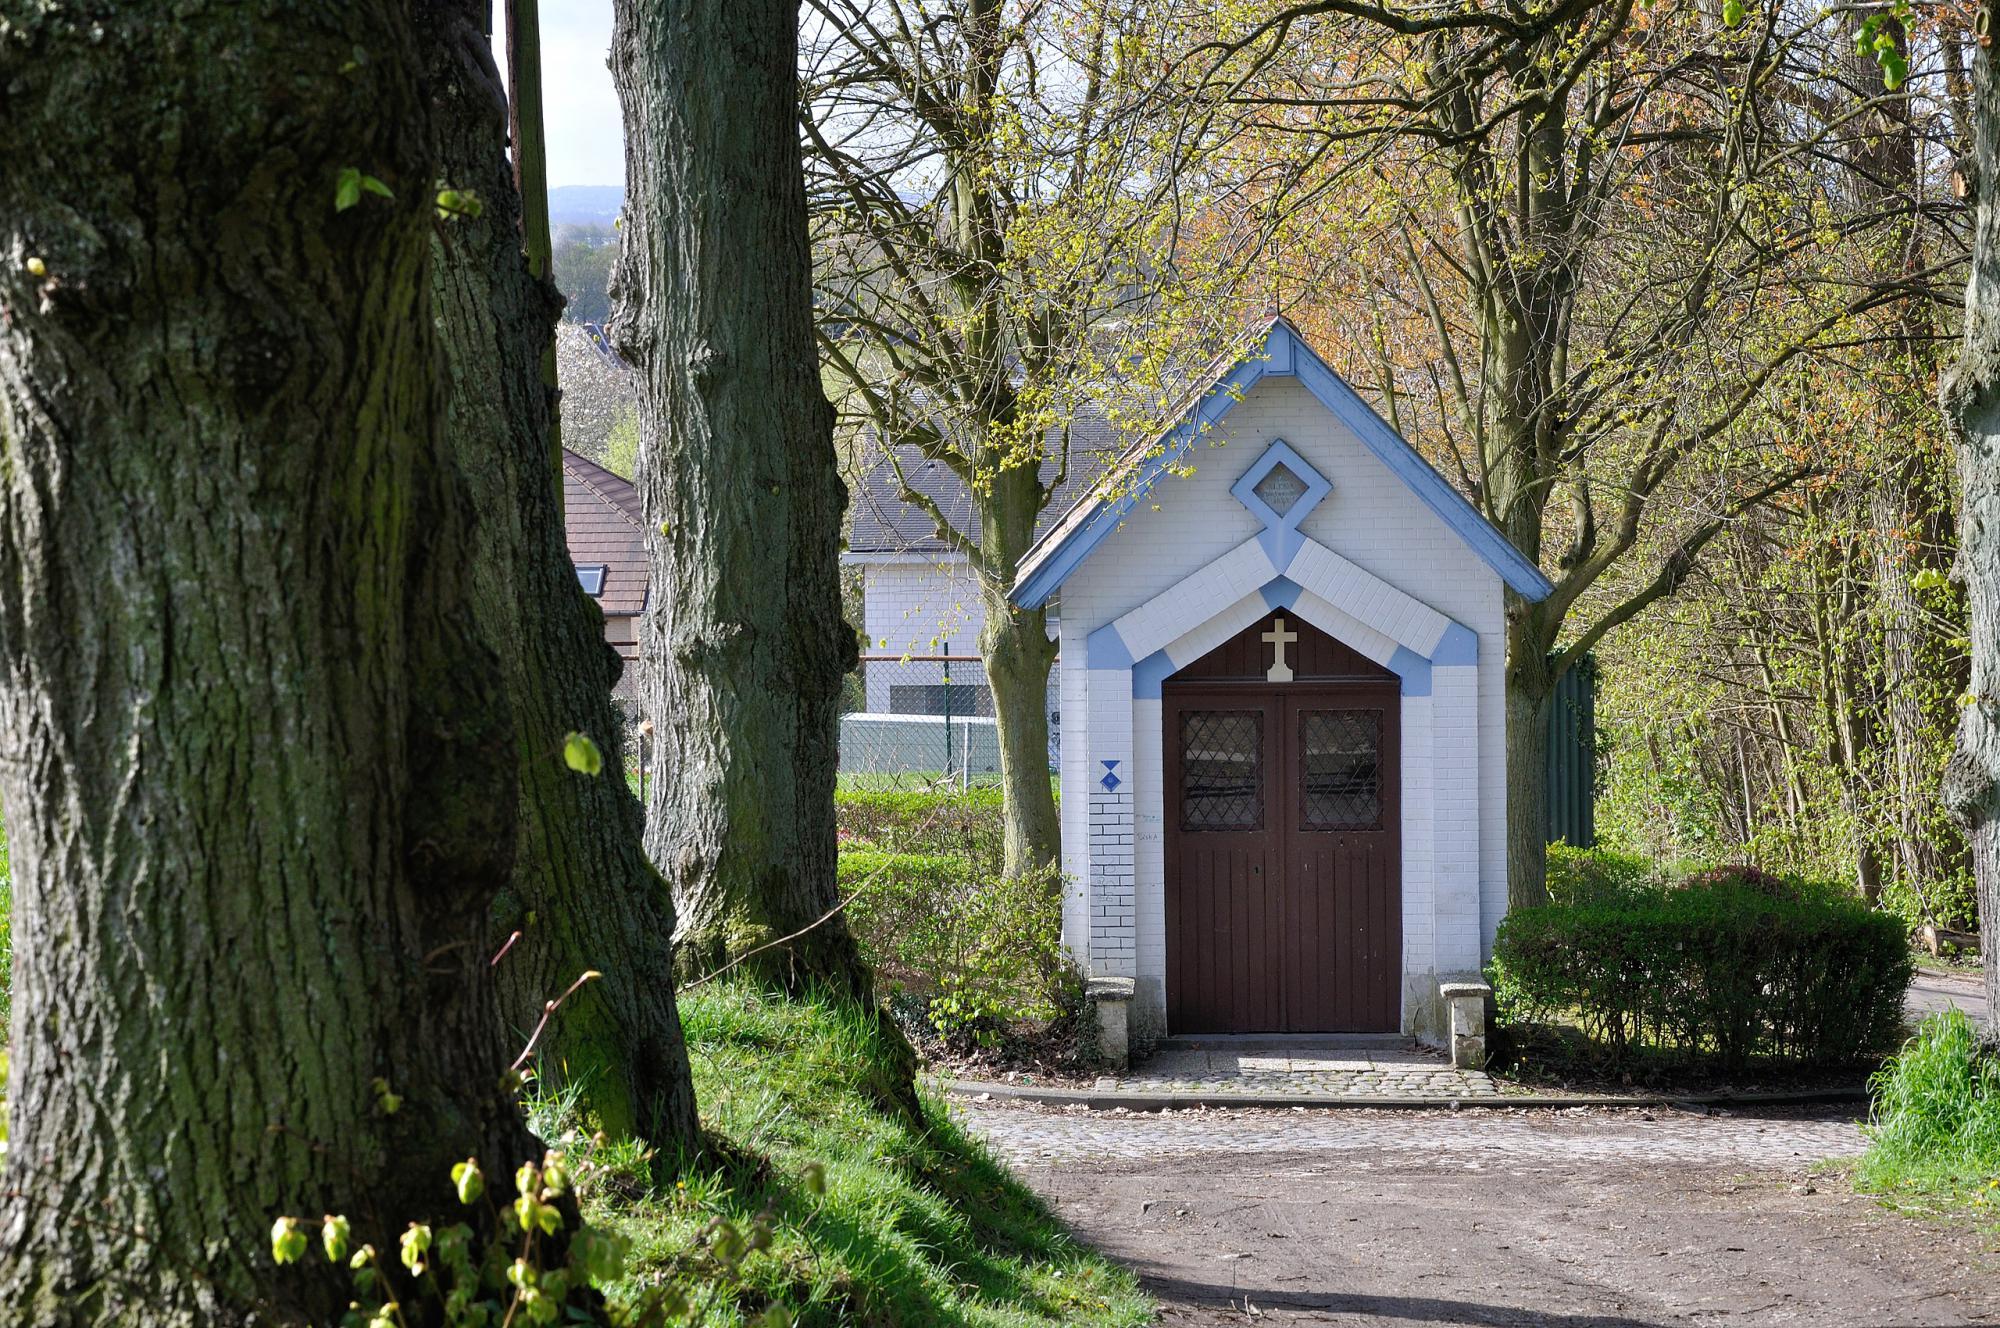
[964,1102,2000,1327]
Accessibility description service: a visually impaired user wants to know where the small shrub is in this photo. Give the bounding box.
[1492,879,1911,1068]
[835,789,1006,870]
[1859,1009,2000,1196]
[840,849,1071,1043]
[273,1146,796,1327]
[1545,842,1656,907]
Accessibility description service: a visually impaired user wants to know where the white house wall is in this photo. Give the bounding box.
[1055,375,1507,1044]
[858,558,989,710]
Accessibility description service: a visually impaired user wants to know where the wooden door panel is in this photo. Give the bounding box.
[1164,664,1402,1034]
[1293,837,1396,1030]
[1285,693,1400,1032]
[1164,698,1277,1034]
[1169,844,1281,1034]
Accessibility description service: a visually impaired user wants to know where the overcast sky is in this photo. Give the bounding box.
[494,4,623,190]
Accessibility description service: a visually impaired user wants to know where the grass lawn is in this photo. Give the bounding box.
[1856,1010,2000,1222]
[566,983,1150,1327]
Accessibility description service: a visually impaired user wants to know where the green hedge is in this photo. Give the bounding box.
[835,788,1007,868]
[1493,875,1911,1068]
[1545,842,1657,907]
[839,848,1071,1041]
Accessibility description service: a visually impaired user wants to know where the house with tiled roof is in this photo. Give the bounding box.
[844,418,1121,718]
[562,449,647,692]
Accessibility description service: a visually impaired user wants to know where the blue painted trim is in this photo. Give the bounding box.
[1260,576,1303,611]
[1229,438,1333,570]
[1288,343,1553,599]
[1432,621,1478,666]
[1265,328,1296,374]
[1133,649,1174,699]
[1012,349,1271,608]
[1009,320,1554,607]
[1388,646,1433,697]
[1086,623,1133,669]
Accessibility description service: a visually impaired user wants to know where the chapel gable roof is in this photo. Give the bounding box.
[1009,317,1554,607]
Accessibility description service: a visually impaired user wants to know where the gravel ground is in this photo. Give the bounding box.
[1908,969,1990,1031]
[959,1101,2000,1327]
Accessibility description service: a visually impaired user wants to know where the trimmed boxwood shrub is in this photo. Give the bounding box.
[1545,842,1657,907]
[1492,875,1912,1068]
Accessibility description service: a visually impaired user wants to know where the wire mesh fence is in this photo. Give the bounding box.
[838,654,1058,790]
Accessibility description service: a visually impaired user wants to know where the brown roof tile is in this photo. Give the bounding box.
[562,449,648,617]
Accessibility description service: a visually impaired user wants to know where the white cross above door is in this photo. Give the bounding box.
[1263,616,1298,682]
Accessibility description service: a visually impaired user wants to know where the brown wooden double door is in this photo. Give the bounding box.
[1164,677,1402,1033]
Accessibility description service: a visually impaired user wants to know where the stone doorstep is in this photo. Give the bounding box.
[1155,1032,1413,1053]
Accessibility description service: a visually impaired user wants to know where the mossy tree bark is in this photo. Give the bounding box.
[1941,37,2000,1034]
[977,459,1061,876]
[608,0,873,997]
[0,7,535,1322]
[420,0,698,1150]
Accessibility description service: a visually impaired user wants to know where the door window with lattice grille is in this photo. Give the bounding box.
[1299,709,1382,829]
[1179,710,1264,830]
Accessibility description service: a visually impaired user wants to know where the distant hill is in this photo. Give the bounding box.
[548,185,623,226]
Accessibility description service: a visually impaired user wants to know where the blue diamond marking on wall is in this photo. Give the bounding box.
[1100,758,1122,793]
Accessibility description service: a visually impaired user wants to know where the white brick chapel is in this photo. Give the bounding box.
[1010,318,1553,1051]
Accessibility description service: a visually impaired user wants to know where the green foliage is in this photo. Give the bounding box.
[1492,874,1912,1069]
[435,188,485,222]
[839,851,1072,1043]
[576,983,1148,1327]
[335,167,393,212]
[601,408,639,481]
[564,732,605,777]
[1852,0,1913,90]
[553,226,618,325]
[1544,842,1656,908]
[1858,1010,2000,1200]
[272,1148,656,1327]
[835,788,1006,870]
[1592,387,1974,936]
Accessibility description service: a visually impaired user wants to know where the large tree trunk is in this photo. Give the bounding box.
[0,8,535,1322]
[504,0,565,478]
[1504,612,1555,910]
[982,598,1060,872]
[422,0,698,1150]
[1943,36,2000,1035]
[608,0,871,997]
[978,459,1060,875]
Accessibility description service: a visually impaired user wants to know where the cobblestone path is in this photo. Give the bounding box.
[962,1103,2000,1327]
[962,1100,1866,1168]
